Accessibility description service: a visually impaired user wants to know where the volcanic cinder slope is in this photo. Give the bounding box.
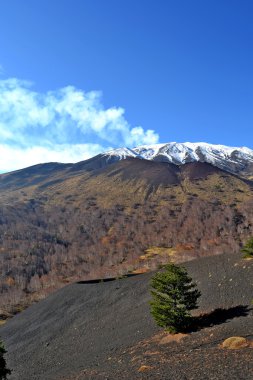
[0,145,253,317]
[1,253,253,380]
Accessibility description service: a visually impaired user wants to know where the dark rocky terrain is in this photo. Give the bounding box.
[1,252,253,379]
[1,157,253,318]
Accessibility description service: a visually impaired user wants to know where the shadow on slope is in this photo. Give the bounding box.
[189,305,252,332]
[76,273,141,284]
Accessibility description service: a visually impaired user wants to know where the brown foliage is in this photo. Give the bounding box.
[0,159,253,317]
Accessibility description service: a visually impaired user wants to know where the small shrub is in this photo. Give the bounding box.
[0,339,11,380]
[150,263,201,333]
[241,237,253,258]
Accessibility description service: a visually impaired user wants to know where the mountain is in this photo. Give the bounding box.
[0,144,253,319]
[103,142,253,178]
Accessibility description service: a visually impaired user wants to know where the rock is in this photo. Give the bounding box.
[159,333,188,345]
[221,337,249,349]
[138,365,153,372]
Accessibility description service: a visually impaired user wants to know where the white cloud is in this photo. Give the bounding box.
[0,143,104,173]
[0,78,159,172]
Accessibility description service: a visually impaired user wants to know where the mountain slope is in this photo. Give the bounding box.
[0,157,253,318]
[104,142,253,177]
[1,253,253,380]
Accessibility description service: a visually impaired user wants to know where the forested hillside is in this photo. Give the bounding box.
[1,158,253,318]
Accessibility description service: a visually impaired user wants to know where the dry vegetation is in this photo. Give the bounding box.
[0,158,253,318]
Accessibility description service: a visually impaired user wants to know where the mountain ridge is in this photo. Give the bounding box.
[1,142,253,180]
[103,142,253,178]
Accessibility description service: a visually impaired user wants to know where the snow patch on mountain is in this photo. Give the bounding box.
[102,147,141,160]
[134,142,253,164]
[103,142,253,175]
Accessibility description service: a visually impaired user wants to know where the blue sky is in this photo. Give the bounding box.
[0,0,252,171]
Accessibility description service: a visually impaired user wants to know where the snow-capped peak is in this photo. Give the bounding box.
[102,142,253,175]
[102,147,141,160]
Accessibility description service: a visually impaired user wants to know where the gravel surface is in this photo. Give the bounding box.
[1,253,253,380]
